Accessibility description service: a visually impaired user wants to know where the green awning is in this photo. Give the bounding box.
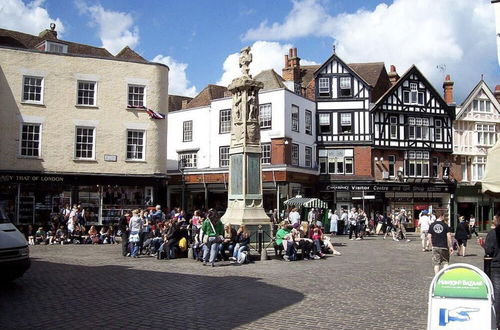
[283,197,328,209]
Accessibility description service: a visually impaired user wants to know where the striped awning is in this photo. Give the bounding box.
[283,197,328,209]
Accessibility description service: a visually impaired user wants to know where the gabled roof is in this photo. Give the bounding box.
[115,46,147,62]
[348,62,385,87]
[254,69,286,90]
[300,65,320,88]
[455,80,500,119]
[314,53,372,88]
[169,95,193,112]
[372,65,453,116]
[184,84,228,109]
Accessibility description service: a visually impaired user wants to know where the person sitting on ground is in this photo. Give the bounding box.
[192,226,206,261]
[100,226,109,244]
[230,225,250,262]
[71,224,82,244]
[309,224,326,259]
[27,224,35,245]
[88,225,100,244]
[55,225,67,245]
[201,209,224,267]
[296,224,314,260]
[275,222,291,258]
[107,225,116,244]
[219,223,237,261]
[35,227,47,245]
[455,216,470,257]
[158,219,181,260]
[47,224,56,245]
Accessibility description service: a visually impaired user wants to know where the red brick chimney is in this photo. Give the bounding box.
[494,85,500,104]
[443,74,454,105]
[388,65,400,86]
[282,48,302,89]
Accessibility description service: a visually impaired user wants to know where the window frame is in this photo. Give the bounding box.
[74,126,96,160]
[259,103,272,129]
[45,41,68,53]
[76,80,97,107]
[22,75,44,104]
[318,149,354,175]
[389,116,398,139]
[403,82,424,105]
[388,155,396,177]
[339,112,353,134]
[435,119,442,141]
[219,109,231,134]
[261,143,271,165]
[126,129,146,161]
[183,120,193,142]
[404,151,430,178]
[178,152,197,169]
[305,146,312,168]
[291,143,299,166]
[339,76,352,98]
[19,123,42,158]
[219,146,230,167]
[127,84,146,108]
[318,77,330,97]
[305,110,313,135]
[472,156,486,181]
[291,105,299,132]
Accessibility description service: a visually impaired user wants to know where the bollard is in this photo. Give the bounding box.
[260,248,268,261]
[187,247,193,260]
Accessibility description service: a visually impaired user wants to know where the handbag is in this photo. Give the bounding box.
[204,220,221,243]
[129,232,140,243]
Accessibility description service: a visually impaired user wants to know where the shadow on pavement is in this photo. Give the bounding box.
[0,258,304,330]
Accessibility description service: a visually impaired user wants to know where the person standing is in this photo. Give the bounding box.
[341,209,349,235]
[419,210,431,251]
[119,212,130,256]
[427,213,453,274]
[483,212,500,328]
[288,208,301,227]
[329,210,338,237]
[455,216,470,257]
[397,210,410,242]
[307,208,317,225]
[128,210,143,258]
[201,209,224,267]
[348,208,358,240]
[469,214,479,237]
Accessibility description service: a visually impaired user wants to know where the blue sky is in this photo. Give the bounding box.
[1,0,499,101]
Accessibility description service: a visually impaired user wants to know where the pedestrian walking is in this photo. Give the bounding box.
[469,214,479,237]
[383,213,398,241]
[455,216,470,257]
[427,213,453,274]
[419,210,431,251]
[128,209,143,258]
[329,210,338,237]
[348,208,358,240]
[119,212,130,256]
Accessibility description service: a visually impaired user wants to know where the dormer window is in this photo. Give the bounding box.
[472,100,491,112]
[45,41,67,53]
[339,77,352,97]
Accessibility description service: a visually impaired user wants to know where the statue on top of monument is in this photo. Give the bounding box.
[239,46,252,78]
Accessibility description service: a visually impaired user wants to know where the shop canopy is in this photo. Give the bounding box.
[283,197,328,209]
[482,139,500,195]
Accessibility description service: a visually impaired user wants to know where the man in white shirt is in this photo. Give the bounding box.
[308,208,317,225]
[341,209,349,234]
[419,210,432,251]
[288,208,301,226]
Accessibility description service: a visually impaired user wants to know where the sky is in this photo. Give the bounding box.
[0,0,499,102]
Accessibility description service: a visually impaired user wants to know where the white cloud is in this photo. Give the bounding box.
[243,0,499,101]
[0,0,65,36]
[152,55,197,97]
[217,41,318,87]
[76,1,139,55]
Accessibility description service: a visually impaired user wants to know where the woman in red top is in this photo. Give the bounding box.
[310,225,325,259]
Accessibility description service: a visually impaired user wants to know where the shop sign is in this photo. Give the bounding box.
[0,174,64,183]
[325,184,451,193]
[427,263,495,329]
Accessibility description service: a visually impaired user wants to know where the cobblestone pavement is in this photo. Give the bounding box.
[0,233,486,330]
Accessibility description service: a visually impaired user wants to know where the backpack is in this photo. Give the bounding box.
[178,237,187,251]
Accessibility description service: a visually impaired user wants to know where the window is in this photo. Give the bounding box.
[20,123,41,157]
[219,146,230,167]
[128,85,145,107]
[126,130,145,160]
[305,146,312,167]
[390,117,398,139]
[318,77,330,97]
[318,113,331,134]
[435,119,442,141]
[75,127,95,159]
[340,113,352,133]
[388,155,396,177]
[339,77,352,97]
[432,157,439,178]
[305,110,312,135]
[408,117,429,140]
[291,105,299,132]
[219,109,231,133]
[291,144,299,166]
[461,157,468,182]
[77,81,97,106]
[259,103,272,128]
[261,143,271,165]
[472,156,486,181]
[403,82,424,105]
[473,100,491,112]
[477,124,496,146]
[179,153,197,169]
[183,120,192,142]
[405,151,430,177]
[318,149,354,175]
[45,41,67,53]
[22,76,43,103]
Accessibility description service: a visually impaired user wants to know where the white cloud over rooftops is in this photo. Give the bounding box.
[0,0,65,36]
[152,55,197,97]
[243,0,500,102]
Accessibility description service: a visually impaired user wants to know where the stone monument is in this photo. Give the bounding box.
[221,47,270,228]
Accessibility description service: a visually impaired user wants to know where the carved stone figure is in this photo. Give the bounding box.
[239,46,252,78]
[247,90,257,121]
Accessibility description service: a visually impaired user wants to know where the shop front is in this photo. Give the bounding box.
[321,182,455,229]
[0,171,166,225]
[455,184,498,231]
